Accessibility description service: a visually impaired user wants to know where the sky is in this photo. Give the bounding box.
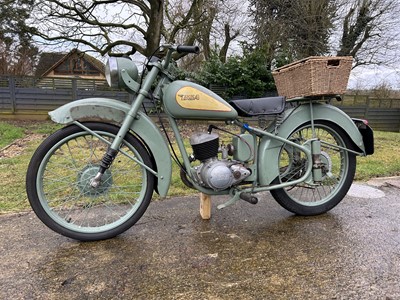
[349,65,400,90]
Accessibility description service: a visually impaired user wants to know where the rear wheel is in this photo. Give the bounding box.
[270,121,356,216]
[26,122,154,241]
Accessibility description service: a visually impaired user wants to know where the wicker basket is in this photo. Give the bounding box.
[272,56,353,99]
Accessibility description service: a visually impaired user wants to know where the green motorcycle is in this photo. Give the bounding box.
[26,45,374,241]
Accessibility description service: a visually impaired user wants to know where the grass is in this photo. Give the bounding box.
[355,130,400,180]
[0,121,25,148]
[0,120,399,213]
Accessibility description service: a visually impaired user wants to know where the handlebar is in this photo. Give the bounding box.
[159,44,200,70]
[176,45,200,54]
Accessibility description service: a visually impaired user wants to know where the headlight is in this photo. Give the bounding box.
[105,57,118,88]
[105,57,139,89]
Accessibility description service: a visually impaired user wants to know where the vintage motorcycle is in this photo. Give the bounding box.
[26,45,374,241]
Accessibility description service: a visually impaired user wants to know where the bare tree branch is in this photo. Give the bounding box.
[336,0,399,68]
[31,0,162,57]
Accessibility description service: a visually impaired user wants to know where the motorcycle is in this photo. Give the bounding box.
[26,45,374,241]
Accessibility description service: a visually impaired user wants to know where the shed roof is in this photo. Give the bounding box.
[35,48,105,77]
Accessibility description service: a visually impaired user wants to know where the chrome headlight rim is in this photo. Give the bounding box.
[105,57,119,88]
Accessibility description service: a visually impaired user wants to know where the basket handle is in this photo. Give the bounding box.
[327,59,340,68]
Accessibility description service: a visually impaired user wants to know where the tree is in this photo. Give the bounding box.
[290,1,336,58]
[0,0,38,75]
[212,1,249,63]
[249,0,337,67]
[32,0,163,57]
[163,0,212,62]
[164,0,249,71]
[335,0,400,68]
[250,0,400,70]
[194,47,276,99]
[31,0,248,65]
[31,0,221,58]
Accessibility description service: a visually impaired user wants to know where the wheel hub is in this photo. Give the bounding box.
[77,165,113,197]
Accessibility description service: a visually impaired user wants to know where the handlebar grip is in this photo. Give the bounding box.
[176,45,200,54]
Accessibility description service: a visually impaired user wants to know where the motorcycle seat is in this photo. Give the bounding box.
[230,96,286,117]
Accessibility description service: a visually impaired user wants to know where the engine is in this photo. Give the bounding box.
[189,132,251,191]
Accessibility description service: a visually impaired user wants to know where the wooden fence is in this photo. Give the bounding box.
[335,95,400,132]
[0,75,399,132]
[0,76,154,118]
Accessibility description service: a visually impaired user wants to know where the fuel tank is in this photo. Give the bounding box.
[162,80,238,120]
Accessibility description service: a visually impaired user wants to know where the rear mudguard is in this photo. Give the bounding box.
[258,103,366,186]
[48,98,172,197]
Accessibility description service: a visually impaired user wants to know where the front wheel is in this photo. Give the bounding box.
[270,121,356,216]
[26,122,155,241]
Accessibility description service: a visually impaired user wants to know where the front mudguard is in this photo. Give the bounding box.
[258,103,366,186]
[48,98,172,197]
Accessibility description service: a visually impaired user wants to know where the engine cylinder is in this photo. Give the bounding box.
[190,132,219,161]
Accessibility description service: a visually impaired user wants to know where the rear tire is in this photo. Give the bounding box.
[270,121,356,216]
[26,122,154,241]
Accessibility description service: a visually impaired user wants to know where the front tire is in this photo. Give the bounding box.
[26,122,154,241]
[270,121,356,216]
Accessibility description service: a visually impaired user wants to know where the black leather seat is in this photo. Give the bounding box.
[230,96,286,117]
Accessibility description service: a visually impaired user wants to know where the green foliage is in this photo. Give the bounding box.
[193,48,276,99]
[0,0,38,75]
[248,0,336,63]
[0,0,36,38]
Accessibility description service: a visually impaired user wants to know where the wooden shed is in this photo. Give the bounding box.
[35,48,105,80]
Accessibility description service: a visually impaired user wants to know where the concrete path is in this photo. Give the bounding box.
[1,178,400,299]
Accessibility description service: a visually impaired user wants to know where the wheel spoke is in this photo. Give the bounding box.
[27,123,154,240]
[276,122,353,208]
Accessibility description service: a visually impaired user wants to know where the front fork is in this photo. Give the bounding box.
[90,149,119,188]
[89,111,139,188]
[90,62,162,188]
[89,118,135,188]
